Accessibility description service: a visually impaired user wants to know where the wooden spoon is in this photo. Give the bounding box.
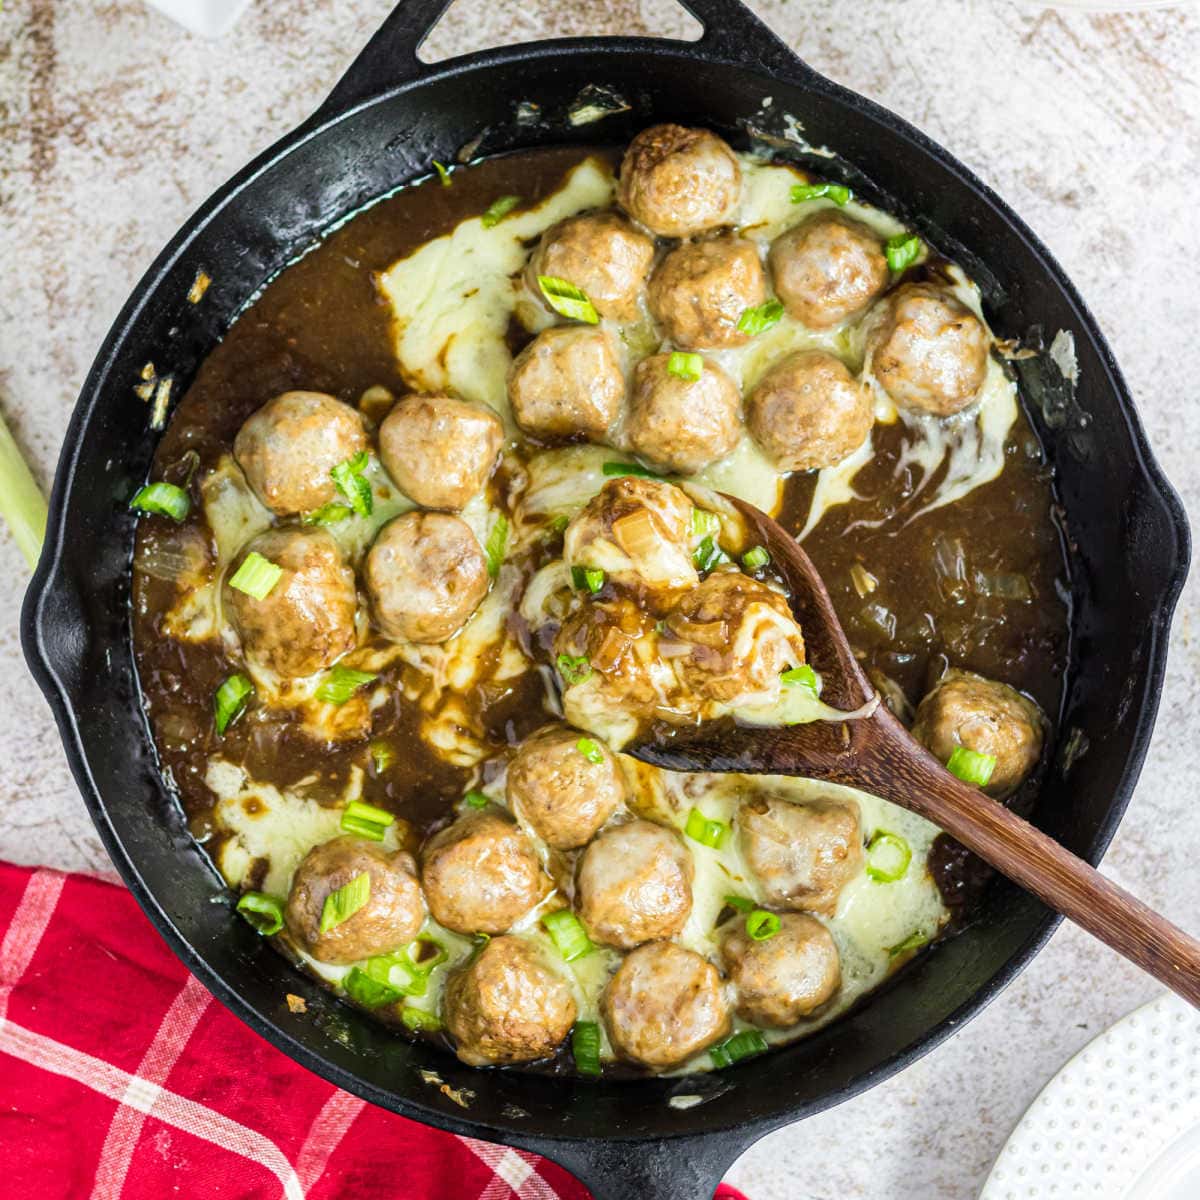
[628,493,1200,1006]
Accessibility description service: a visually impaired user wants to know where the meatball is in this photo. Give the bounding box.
[364,512,489,644]
[378,395,503,511]
[224,527,357,679]
[507,326,625,442]
[868,283,991,416]
[420,809,550,935]
[444,935,576,1066]
[527,212,655,323]
[739,794,864,915]
[648,237,766,351]
[768,211,888,329]
[601,942,731,1070]
[720,911,840,1027]
[617,124,742,238]
[912,668,1044,798]
[626,354,742,475]
[563,477,697,615]
[506,725,626,850]
[746,350,873,472]
[234,391,368,517]
[577,820,693,949]
[284,836,425,966]
[664,571,806,704]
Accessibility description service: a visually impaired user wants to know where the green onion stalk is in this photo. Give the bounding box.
[0,407,48,570]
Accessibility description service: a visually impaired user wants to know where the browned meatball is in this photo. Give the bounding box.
[746,350,873,472]
[224,527,357,679]
[444,935,576,1066]
[234,391,368,517]
[506,725,625,850]
[602,942,731,1070]
[912,668,1044,798]
[664,570,806,704]
[720,911,840,1027]
[768,211,888,329]
[577,820,692,949]
[617,124,742,238]
[648,237,766,351]
[284,836,425,966]
[364,512,489,644]
[507,326,625,442]
[868,283,991,416]
[563,476,697,615]
[420,809,551,935]
[738,794,863,915]
[626,354,742,475]
[378,395,503,511]
[527,212,655,323]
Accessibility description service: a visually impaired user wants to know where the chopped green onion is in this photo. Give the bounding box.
[331,451,372,517]
[745,909,781,941]
[319,872,371,934]
[542,909,593,961]
[693,534,729,572]
[214,674,254,735]
[364,949,431,997]
[236,891,283,936]
[866,831,912,883]
[482,194,521,228]
[736,299,784,337]
[946,745,997,787]
[548,513,570,534]
[571,565,606,594]
[601,460,663,479]
[685,807,728,850]
[691,509,720,537]
[790,182,852,205]
[403,935,449,974]
[344,966,402,1009]
[557,653,592,686]
[888,929,931,959]
[401,1006,443,1033]
[537,275,600,324]
[228,551,283,600]
[724,894,756,913]
[666,352,703,381]
[369,741,395,774]
[781,665,821,696]
[710,1029,768,1069]
[464,790,490,809]
[576,737,604,764]
[316,663,378,706]
[432,160,451,187]
[572,1021,602,1076]
[340,799,395,842]
[485,514,508,579]
[0,407,49,569]
[742,545,770,570]
[129,481,190,522]
[885,232,923,273]
[302,501,353,526]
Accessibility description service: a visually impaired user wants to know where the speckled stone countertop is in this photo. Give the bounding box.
[1,1,1198,1196]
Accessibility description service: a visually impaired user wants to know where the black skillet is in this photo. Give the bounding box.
[21,0,1190,1196]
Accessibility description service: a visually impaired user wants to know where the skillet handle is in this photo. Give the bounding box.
[315,0,805,121]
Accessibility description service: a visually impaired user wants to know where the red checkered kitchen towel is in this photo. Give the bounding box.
[0,862,749,1200]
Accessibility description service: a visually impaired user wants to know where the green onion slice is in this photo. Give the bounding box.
[746,909,781,941]
[548,513,570,534]
[369,741,395,774]
[542,909,593,962]
[557,653,592,686]
[888,929,931,959]
[340,799,395,842]
[572,1021,602,1076]
[129,481,190,522]
[362,954,425,997]
[691,509,720,537]
[946,745,997,787]
[710,1029,768,1069]
[482,194,521,228]
[344,966,402,1009]
[790,182,852,206]
[316,663,378,706]
[885,232,923,273]
[601,460,663,480]
[464,790,490,809]
[866,831,912,883]
[571,565,605,594]
[319,871,371,934]
[214,674,254,735]
[228,551,283,600]
[780,665,821,696]
[576,737,604,765]
[537,275,600,324]
[331,451,372,517]
[736,299,784,337]
[724,894,756,914]
[485,514,508,579]
[401,1006,443,1033]
[685,807,728,850]
[236,891,283,936]
[694,534,729,573]
[666,352,703,381]
[404,935,450,975]
[433,160,451,187]
[302,501,353,526]
[742,545,770,570]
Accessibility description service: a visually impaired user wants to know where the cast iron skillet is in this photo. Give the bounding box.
[21,0,1191,1195]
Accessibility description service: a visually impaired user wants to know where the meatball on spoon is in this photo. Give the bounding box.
[627,494,1200,1006]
